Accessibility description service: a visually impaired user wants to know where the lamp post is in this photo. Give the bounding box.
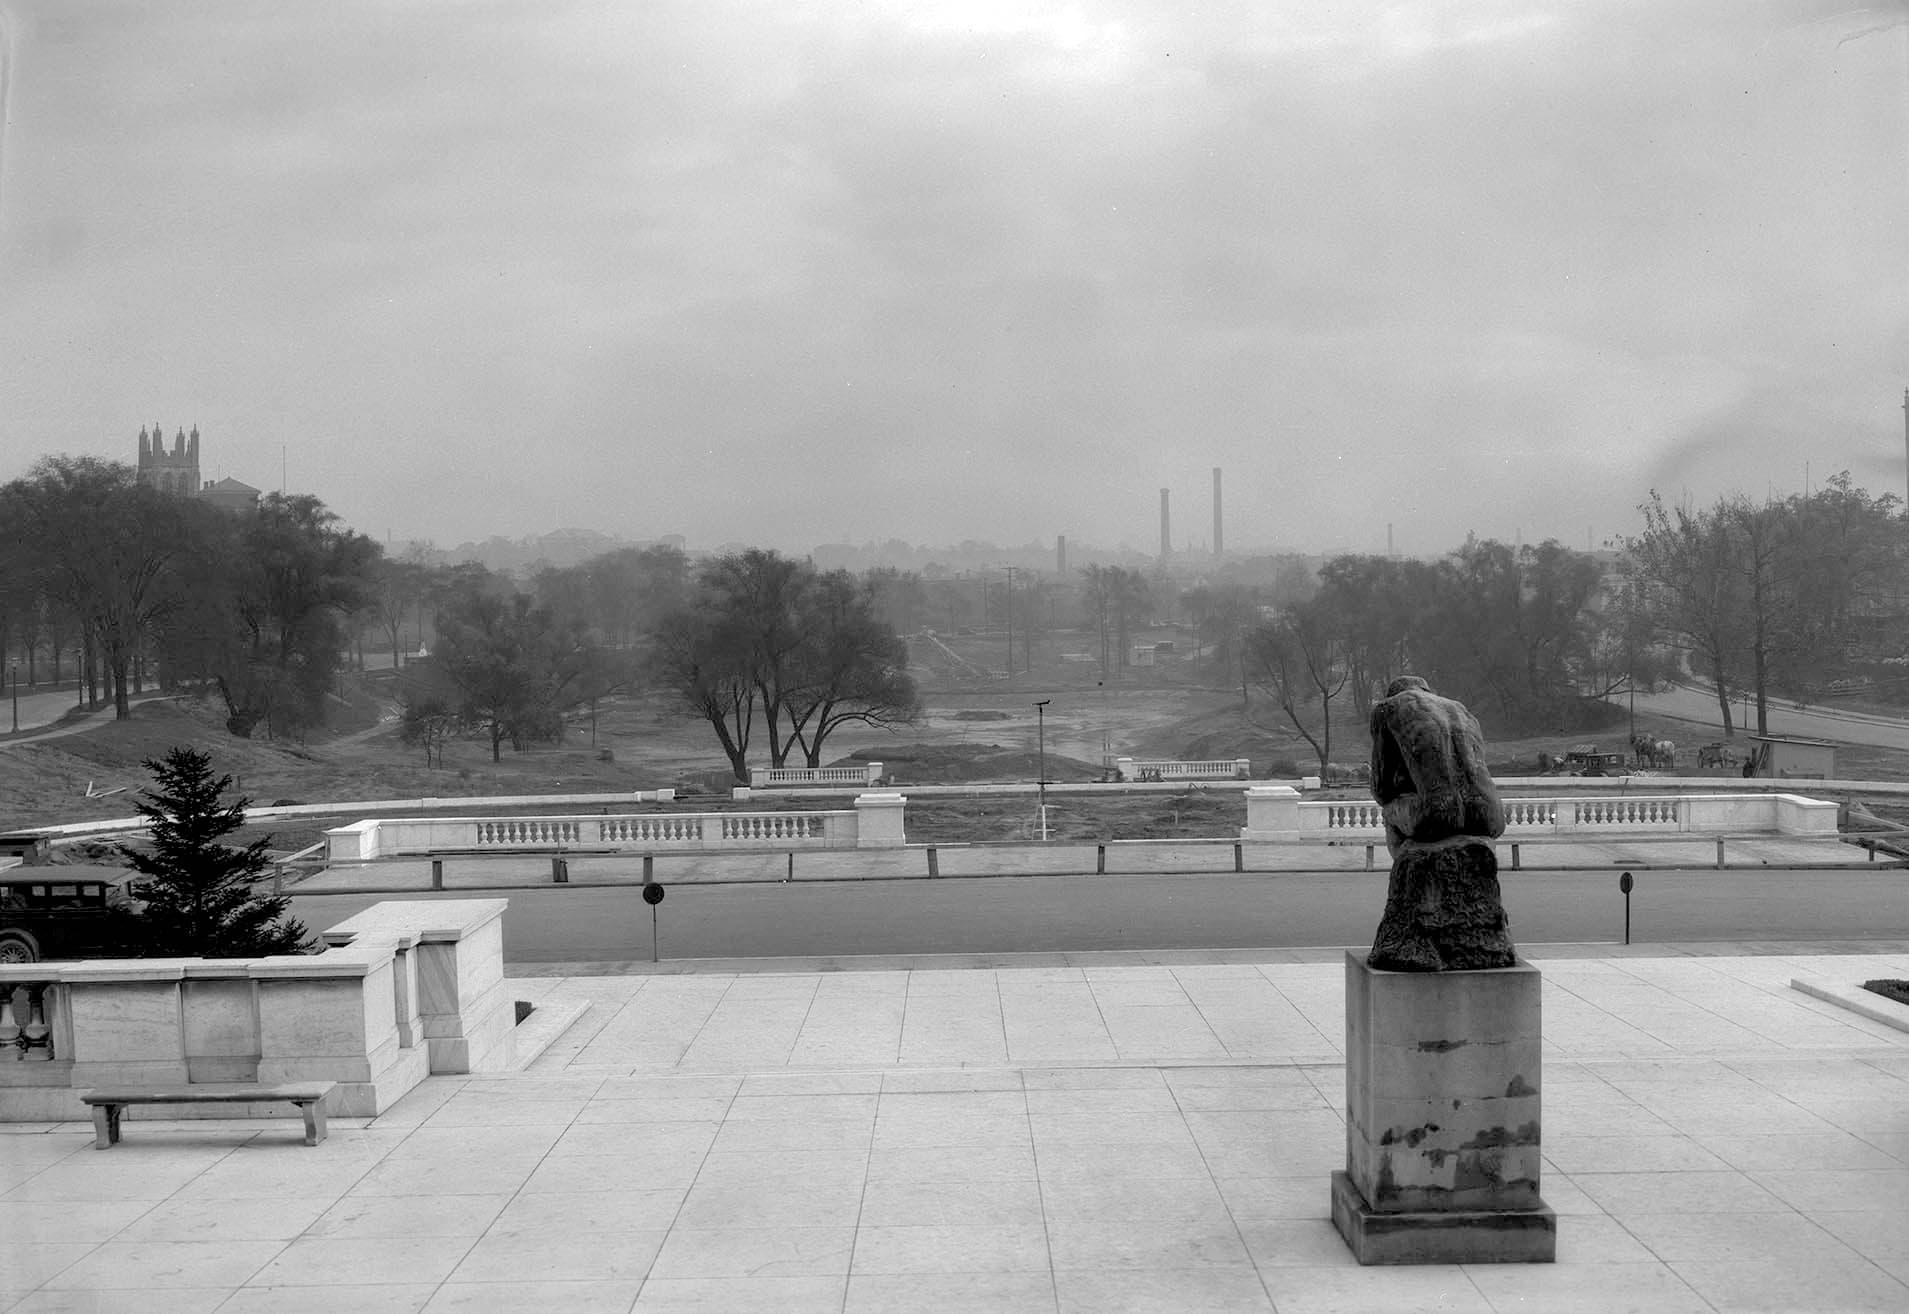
[9,662,16,734]
[1034,699,1050,841]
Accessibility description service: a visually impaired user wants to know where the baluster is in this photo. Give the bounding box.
[20,986,53,1060]
[0,985,18,1059]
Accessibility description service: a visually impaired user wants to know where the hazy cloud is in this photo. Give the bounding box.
[1,0,1903,556]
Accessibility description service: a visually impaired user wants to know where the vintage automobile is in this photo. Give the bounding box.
[0,866,148,964]
[1562,745,1629,777]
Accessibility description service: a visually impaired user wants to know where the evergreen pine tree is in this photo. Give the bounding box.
[120,747,310,957]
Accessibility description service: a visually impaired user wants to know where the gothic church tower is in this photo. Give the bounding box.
[136,424,201,495]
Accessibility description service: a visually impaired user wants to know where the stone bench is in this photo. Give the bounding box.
[80,1081,337,1149]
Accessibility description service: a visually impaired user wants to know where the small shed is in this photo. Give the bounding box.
[1745,735,1836,780]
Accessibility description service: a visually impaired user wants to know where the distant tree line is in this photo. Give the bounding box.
[8,451,1900,783]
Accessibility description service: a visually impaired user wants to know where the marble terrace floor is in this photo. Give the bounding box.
[3,948,1908,1313]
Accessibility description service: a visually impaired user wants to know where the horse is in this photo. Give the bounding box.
[1652,739,1675,769]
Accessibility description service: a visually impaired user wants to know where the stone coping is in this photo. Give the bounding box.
[1792,976,1909,1035]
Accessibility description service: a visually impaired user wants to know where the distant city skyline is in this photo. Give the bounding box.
[2,4,1904,559]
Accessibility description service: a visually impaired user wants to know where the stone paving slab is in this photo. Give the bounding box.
[4,948,1908,1312]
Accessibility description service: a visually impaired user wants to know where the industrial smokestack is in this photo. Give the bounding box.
[1160,488,1171,558]
[1212,467,1223,557]
[1057,535,1067,575]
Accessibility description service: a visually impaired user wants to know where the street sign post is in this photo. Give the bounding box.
[1618,870,1634,945]
[643,878,665,962]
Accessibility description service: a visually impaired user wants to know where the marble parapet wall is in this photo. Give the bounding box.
[0,898,513,1120]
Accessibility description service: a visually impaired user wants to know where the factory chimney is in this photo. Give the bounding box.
[1159,488,1171,559]
[1057,535,1067,575]
[1212,467,1223,557]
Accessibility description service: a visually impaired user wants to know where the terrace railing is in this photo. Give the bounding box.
[1115,757,1251,782]
[325,794,909,862]
[751,763,883,788]
[1246,787,1837,842]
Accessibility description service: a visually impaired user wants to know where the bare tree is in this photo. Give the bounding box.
[1245,600,1349,773]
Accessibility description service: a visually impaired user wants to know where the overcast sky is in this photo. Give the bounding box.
[1,1,1905,558]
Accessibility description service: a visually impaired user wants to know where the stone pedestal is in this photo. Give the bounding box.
[1333,951,1555,1265]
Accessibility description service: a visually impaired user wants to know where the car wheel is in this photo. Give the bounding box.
[0,933,38,964]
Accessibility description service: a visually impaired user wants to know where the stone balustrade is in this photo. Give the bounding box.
[1242,787,1839,843]
[1114,757,1251,782]
[323,798,907,862]
[0,899,513,1123]
[751,762,883,787]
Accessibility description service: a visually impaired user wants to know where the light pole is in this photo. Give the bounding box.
[9,662,16,734]
[1034,699,1051,840]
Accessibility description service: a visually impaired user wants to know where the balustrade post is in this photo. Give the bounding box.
[853,793,907,849]
[1241,786,1301,842]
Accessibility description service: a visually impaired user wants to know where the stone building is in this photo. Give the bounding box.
[135,425,260,511]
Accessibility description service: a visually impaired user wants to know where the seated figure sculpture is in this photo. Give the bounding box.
[1366,676,1518,971]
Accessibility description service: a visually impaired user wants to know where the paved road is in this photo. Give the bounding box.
[0,690,178,746]
[291,865,1909,962]
[1631,683,1909,751]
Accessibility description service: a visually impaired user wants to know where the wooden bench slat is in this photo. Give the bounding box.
[80,1083,334,1105]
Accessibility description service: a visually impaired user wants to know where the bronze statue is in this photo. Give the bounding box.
[1366,676,1517,970]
